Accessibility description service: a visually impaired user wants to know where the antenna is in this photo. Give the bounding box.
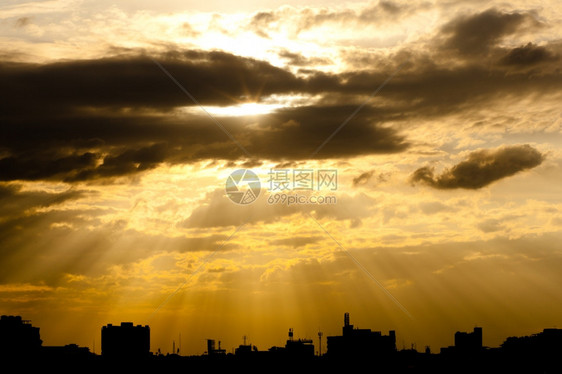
[318,331,323,356]
[289,328,294,341]
[243,335,247,345]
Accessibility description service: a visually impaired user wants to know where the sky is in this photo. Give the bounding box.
[1,0,562,355]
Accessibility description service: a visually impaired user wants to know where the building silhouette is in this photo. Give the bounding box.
[455,327,483,352]
[264,328,315,360]
[0,315,42,357]
[2,313,562,372]
[101,322,150,359]
[501,327,562,370]
[41,343,94,361]
[441,326,483,355]
[234,343,254,357]
[207,339,226,357]
[326,313,396,359]
[284,328,314,358]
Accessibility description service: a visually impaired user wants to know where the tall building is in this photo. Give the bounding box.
[455,327,483,352]
[0,315,42,357]
[207,339,226,356]
[327,313,396,358]
[101,322,150,359]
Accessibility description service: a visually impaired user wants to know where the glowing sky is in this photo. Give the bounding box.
[1,0,562,355]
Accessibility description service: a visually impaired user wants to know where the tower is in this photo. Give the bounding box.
[207,339,215,355]
[343,312,353,335]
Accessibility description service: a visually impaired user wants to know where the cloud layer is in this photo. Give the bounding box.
[411,145,544,189]
[1,7,561,183]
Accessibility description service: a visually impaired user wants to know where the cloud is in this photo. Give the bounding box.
[2,30,562,183]
[270,236,323,248]
[247,11,278,37]
[0,152,99,182]
[352,171,375,186]
[0,183,88,221]
[182,189,375,229]
[15,17,31,28]
[0,50,301,115]
[383,278,413,290]
[0,209,238,284]
[440,8,541,56]
[0,283,53,293]
[418,201,451,215]
[352,170,391,187]
[247,1,424,35]
[278,50,331,67]
[500,43,559,66]
[0,104,408,182]
[477,218,504,233]
[0,50,411,182]
[411,144,544,189]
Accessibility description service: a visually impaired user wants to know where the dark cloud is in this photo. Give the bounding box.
[333,61,562,122]
[69,143,170,182]
[0,184,88,220]
[0,104,408,182]
[3,44,560,118]
[278,50,332,67]
[440,8,541,56]
[351,170,392,187]
[248,1,421,35]
[0,50,413,182]
[411,145,544,189]
[0,152,99,182]
[2,29,562,183]
[500,43,559,66]
[0,50,301,116]
[15,17,31,28]
[247,105,409,159]
[248,11,277,38]
[352,171,375,186]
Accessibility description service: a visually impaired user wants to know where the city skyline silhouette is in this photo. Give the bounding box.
[1,0,562,369]
[1,312,561,373]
